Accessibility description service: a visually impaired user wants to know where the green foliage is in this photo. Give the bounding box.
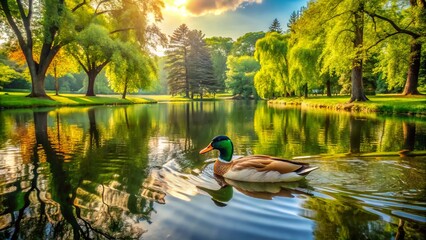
[226,55,260,98]
[165,24,217,98]
[374,34,411,91]
[254,32,290,98]
[149,57,168,94]
[0,50,28,90]
[0,64,22,89]
[165,24,190,96]
[186,30,217,97]
[205,37,234,92]
[107,42,157,98]
[69,24,117,67]
[231,32,265,57]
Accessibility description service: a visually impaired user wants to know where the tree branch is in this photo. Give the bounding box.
[72,0,86,12]
[366,32,400,51]
[95,0,110,13]
[109,27,136,34]
[364,10,421,38]
[16,0,33,49]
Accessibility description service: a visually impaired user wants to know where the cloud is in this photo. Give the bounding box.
[165,0,263,16]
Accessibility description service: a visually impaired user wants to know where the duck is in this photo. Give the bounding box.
[199,135,318,182]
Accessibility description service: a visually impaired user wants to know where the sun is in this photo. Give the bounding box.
[164,0,189,17]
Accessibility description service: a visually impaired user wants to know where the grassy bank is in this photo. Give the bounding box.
[268,94,426,115]
[0,92,155,109]
[0,92,235,109]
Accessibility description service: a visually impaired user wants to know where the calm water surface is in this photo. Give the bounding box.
[0,101,425,239]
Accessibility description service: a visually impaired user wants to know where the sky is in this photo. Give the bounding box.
[159,0,309,40]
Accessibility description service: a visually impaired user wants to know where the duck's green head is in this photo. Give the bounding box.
[199,135,234,162]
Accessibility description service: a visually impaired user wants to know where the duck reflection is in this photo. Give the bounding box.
[198,175,310,206]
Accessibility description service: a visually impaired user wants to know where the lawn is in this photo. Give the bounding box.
[0,92,155,109]
[0,92,235,109]
[269,94,426,115]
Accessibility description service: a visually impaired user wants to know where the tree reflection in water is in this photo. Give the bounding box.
[0,109,161,239]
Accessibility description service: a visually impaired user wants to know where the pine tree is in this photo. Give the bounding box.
[165,24,190,97]
[269,18,283,33]
[166,25,216,98]
[187,30,216,98]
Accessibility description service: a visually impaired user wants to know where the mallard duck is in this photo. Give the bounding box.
[199,135,318,182]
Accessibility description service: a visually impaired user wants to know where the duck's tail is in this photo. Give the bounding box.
[297,166,319,176]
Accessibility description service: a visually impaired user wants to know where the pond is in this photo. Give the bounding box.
[0,101,425,239]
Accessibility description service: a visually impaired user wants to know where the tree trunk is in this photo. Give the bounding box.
[86,71,97,96]
[28,73,49,98]
[326,79,331,97]
[349,9,368,102]
[402,39,421,95]
[184,48,190,98]
[54,65,59,96]
[122,78,128,99]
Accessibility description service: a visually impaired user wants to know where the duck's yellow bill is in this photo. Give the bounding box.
[199,144,213,154]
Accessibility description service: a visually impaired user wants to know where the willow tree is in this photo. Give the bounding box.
[0,0,84,97]
[107,43,157,99]
[254,32,290,99]
[289,2,333,97]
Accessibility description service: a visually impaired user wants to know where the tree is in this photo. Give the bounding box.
[165,25,216,98]
[226,55,260,98]
[67,24,117,96]
[0,0,89,97]
[289,2,337,97]
[269,18,283,33]
[364,0,425,95]
[373,34,410,92]
[166,24,190,97]
[107,42,157,99]
[66,0,164,96]
[0,48,25,89]
[47,49,79,95]
[0,64,23,89]
[301,0,380,102]
[231,32,266,57]
[205,37,234,93]
[254,32,291,99]
[186,30,216,98]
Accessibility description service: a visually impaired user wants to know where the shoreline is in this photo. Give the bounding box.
[268,95,426,116]
[2,92,426,117]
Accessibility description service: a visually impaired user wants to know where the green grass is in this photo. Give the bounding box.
[0,92,155,109]
[269,94,426,115]
[0,91,235,109]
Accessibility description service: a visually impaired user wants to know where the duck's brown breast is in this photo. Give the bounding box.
[214,160,232,176]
